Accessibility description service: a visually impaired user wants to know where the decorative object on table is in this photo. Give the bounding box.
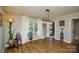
[60,28,64,43]
[7,18,16,47]
[59,20,65,26]
[0,13,3,27]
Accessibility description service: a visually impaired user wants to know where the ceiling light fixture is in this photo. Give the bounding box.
[43,9,51,23]
[46,9,50,21]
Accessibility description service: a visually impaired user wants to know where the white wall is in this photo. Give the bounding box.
[54,12,79,43]
[0,7,5,52]
[21,16,30,43]
[55,17,72,43]
[37,19,44,39]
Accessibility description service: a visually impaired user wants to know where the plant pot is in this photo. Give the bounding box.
[8,39,14,47]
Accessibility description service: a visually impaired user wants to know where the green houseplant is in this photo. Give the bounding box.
[8,19,16,46]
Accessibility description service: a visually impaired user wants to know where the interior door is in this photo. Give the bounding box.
[74,19,79,40]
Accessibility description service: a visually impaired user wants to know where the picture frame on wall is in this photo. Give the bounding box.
[59,20,65,26]
[0,13,3,27]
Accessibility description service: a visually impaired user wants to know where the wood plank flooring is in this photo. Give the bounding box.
[4,39,76,53]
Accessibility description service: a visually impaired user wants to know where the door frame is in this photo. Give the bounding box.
[72,18,79,42]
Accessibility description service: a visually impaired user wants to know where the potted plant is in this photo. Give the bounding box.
[8,26,16,46]
[8,19,16,47]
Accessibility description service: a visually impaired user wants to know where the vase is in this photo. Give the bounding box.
[8,39,14,47]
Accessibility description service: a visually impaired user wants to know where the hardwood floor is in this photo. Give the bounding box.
[4,39,76,53]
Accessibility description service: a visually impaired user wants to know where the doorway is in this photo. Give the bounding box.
[72,19,79,43]
[50,22,55,38]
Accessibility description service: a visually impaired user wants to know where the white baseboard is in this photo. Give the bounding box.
[64,40,72,43]
[54,38,72,43]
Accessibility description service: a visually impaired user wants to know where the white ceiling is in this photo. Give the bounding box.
[3,6,79,19]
